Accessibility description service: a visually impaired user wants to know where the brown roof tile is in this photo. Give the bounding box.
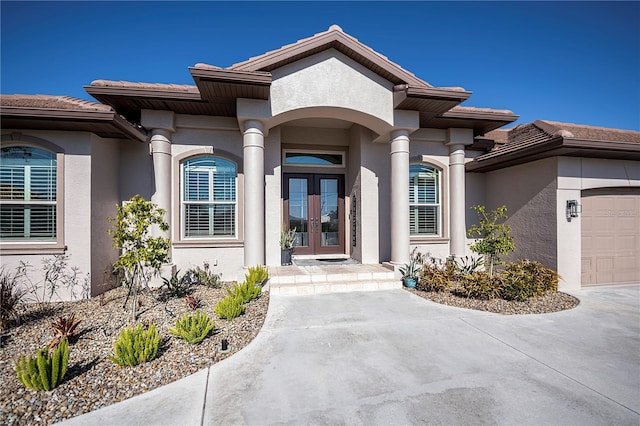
[0,94,113,112]
[534,120,640,143]
[89,80,199,94]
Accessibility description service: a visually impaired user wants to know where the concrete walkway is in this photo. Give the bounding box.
[60,285,640,426]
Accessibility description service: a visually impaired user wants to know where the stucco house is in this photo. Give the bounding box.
[1,25,638,299]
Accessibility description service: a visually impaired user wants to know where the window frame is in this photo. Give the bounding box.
[282,149,345,168]
[0,134,65,254]
[173,148,244,248]
[409,157,449,244]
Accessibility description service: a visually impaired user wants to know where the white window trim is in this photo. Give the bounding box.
[409,160,448,241]
[0,134,65,255]
[180,155,238,241]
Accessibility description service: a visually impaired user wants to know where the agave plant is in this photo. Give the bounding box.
[48,314,81,349]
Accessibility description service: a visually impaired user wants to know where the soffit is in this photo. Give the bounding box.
[0,96,147,141]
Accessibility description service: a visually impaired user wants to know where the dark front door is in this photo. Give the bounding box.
[283,173,345,255]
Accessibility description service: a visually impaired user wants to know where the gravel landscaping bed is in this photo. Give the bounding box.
[0,283,269,425]
[406,285,580,315]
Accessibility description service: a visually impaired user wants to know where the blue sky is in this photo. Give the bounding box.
[2,1,639,131]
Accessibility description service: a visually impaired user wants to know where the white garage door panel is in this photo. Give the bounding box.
[581,188,640,286]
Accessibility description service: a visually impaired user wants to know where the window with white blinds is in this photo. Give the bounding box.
[409,164,440,236]
[0,146,57,240]
[182,156,236,238]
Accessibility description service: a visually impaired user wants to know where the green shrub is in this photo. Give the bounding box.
[15,337,69,391]
[246,265,269,285]
[215,295,245,320]
[501,260,559,301]
[417,264,453,292]
[227,280,262,304]
[458,271,503,300]
[109,323,160,366]
[1,266,29,330]
[169,310,215,344]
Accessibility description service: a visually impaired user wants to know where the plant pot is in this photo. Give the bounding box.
[403,277,417,289]
[281,248,293,266]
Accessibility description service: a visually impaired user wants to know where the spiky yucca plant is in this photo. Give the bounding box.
[108,323,160,366]
[48,314,82,349]
[169,310,215,344]
[215,295,245,320]
[15,337,69,391]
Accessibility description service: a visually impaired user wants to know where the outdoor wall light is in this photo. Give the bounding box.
[566,200,581,221]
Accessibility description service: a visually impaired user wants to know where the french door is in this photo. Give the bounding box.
[283,174,345,255]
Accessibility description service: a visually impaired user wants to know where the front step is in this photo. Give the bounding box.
[267,264,401,295]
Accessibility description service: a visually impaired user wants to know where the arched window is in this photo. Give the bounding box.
[409,164,441,236]
[1,146,57,240]
[182,156,236,238]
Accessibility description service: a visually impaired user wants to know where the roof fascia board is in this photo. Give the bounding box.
[189,67,272,86]
[467,136,640,172]
[1,106,115,121]
[85,85,202,101]
[466,137,564,171]
[406,86,471,102]
[562,137,640,152]
[441,109,518,122]
[2,106,147,142]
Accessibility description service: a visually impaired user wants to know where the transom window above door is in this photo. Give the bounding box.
[283,150,344,167]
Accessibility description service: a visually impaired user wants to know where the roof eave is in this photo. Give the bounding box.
[1,106,147,142]
[189,67,272,101]
[84,85,202,101]
[467,137,640,172]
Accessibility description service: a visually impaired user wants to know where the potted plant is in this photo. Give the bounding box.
[399,248,423,289]
[399,260,419,289]
[280,227,297,266]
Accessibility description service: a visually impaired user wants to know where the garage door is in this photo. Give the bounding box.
[581,188,640,286]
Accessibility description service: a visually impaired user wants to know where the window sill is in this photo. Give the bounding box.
[410,237,450,244]
[0,243,66,256]
[172,239,244,249]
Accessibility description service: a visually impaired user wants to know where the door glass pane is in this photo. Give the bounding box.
[320,178,339,247]
[289,178,308,247]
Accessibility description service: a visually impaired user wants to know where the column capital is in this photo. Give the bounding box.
[141,110,175,133]
[445,128,473,147]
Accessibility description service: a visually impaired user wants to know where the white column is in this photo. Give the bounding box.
[243,120,265,266]
[390,129,410,265]
[446,129,473,259]
[150,129,172,240]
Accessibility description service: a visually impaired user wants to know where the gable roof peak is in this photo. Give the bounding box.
[228,25,431,87]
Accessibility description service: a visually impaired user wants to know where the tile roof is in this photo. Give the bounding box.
[477,120,640,161]
[223,24,435,88]
[0,94,113,112]
[89,80,200,94]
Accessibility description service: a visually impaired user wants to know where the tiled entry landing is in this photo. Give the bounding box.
[267,263,401,295]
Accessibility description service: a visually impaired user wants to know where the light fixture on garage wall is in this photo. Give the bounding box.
[566,200,581,221]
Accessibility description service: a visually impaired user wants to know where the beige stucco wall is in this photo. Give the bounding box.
[166,116,246,281]
[1,130,95,301]
[556,157,640,290]
[270,49,394,132]
[485,157,558,269]
[90,135,120,296]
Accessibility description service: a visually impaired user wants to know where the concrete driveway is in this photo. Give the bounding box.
[61,285,640,425]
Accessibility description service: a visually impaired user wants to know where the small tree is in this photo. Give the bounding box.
[108,195,169,320]
[467,205,515,276]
